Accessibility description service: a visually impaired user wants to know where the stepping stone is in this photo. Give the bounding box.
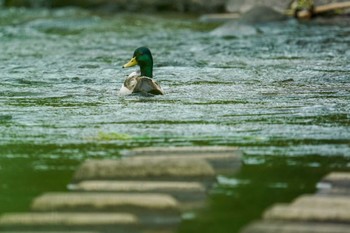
[0,212,137,232]
[31,192,180,225]
[32,192,178,212]
[240,221,350,233]
[72,158,215,183]
[263,203,350,222]
[321,172,350,183]
[292,194,350,209]
[317,172,350,194]
[70,181,204,193]
[318,187,350,196]
[124,146,241,156]
[123,146,242,173]
[69,181,206,209]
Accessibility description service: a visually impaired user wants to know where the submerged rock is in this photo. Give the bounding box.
[211,22,258,37]
[226,0,290,13]
[211,6,288,37]
[239,5,289,24]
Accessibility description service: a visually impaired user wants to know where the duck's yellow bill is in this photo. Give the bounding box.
[122,57,138,68]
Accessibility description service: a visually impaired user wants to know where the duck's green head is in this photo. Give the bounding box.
[123,47,153,78]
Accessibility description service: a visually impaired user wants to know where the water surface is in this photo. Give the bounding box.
[0,7,350,233]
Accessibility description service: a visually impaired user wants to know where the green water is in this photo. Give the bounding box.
[0,6,350,233]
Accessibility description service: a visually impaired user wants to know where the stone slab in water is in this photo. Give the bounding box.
[211,6,288,37]
[72,158,215,182]
[264,203,350,222]
[125,146,241,155]
[130,155,239,174]
[70,180,205,192]
[69,180,206,207]
[318,172,350,189]
[32,192,178,212]
[0,212,137,232]
[318,187,350,196]
[292,194,350,209]
[317,172,350,195]
[240,221,350,233]
[123,146,242,173]
[31,192,180,225]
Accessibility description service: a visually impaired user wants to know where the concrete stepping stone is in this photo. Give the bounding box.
[263,203,350,223]
[124,146,240,155]
[72,158,215,183]
[123,146,242,173]
[69,180,206,209]
[0,212,137,232]
[240,221,350,233]
[32,192,178,212]
[292,194,350,209]
[263,194,350,223]
[31,192,180,226]
[124,146,239,155]
[318,187,350,196]
[317,172,350,195]
[321,172,350,186]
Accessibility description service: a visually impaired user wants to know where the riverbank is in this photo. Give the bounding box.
[2,0,350,14]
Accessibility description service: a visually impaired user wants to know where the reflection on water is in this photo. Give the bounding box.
[0,7,350,232]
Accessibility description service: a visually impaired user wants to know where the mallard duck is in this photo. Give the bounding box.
[121,47,164,96]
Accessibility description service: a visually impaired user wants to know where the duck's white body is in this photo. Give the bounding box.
[119,71,164,96]
[119,71,139,96]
